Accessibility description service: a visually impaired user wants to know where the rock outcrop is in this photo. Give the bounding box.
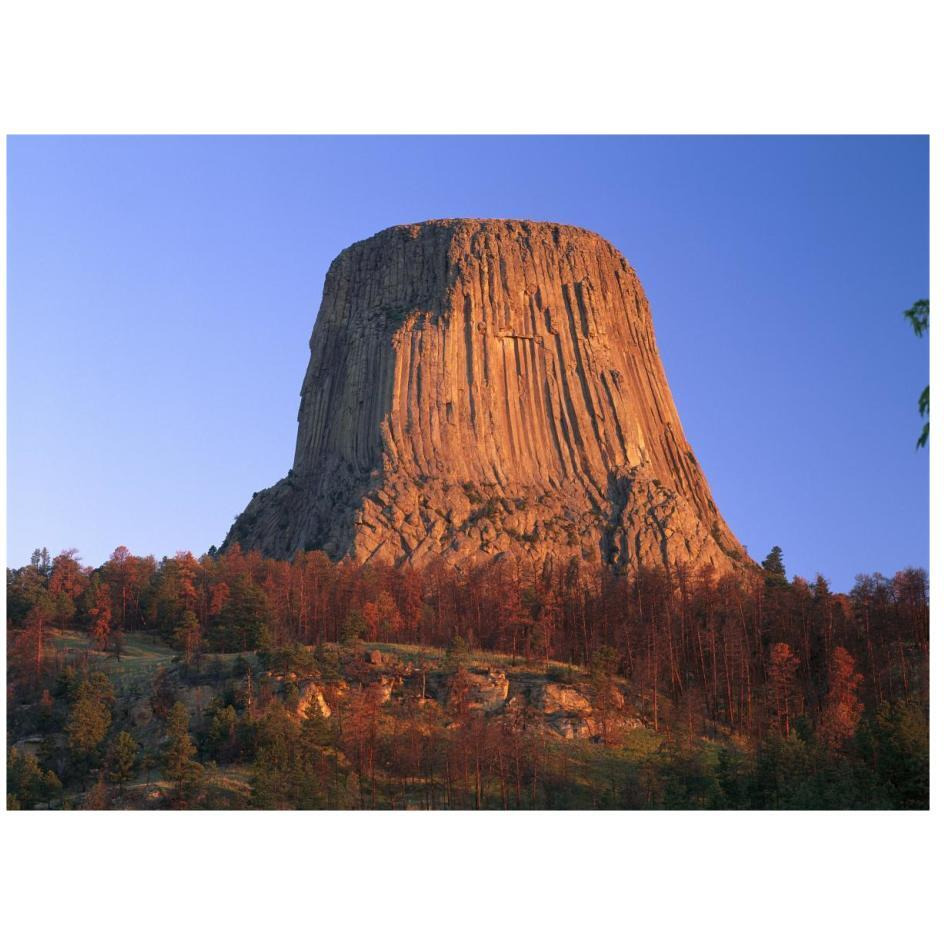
[225,219,749,574]
[296,682,331,720]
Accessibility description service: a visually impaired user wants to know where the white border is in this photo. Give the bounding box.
[2,2,940,942]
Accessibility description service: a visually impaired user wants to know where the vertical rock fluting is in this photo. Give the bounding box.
[224,219,750,574]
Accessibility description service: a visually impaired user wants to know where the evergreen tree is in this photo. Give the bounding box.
[339,609,368,647]
[589,645,620,744]
[209,576,270,651]
[205,704,240,763]
[65,686,112,787]
[106,730,140,793]
[163,702,199,785]
[443,633,471,673]
[868,697,929,809]
[30,547,52,576]
[87,580,113,651]
[768,642,801,736]
[7,748,62,809]
[819,647,864,749]
[903,299,929,448]
[174,610,202,663]
[761,546,787,585]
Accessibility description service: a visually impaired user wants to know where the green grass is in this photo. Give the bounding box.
[47,630,178,690]
[48,630,582,678]
[49,628,171,659]
[363,640,584,680]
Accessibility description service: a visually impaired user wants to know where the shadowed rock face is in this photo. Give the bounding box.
[224,219,749,574]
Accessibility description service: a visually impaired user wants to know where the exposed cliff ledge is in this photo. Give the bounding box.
[224,219,750,575]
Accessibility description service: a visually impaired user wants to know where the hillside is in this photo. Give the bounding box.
[8,622,927,811]
[6,546,929,810]
[10,629,660,809]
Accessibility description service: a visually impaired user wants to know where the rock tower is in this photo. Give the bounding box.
[225,219,749,574]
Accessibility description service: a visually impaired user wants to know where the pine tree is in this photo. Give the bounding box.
[106,730,140,792]
[24,593,56,685]
[762,546,787,586]
[903,299,929,448]
[768,642,801,736]
[163,702,198,785]
[87,581,113,651]
[819,647,864,749]
[66,693,111,756]
[589,645,620,744]
[443,633,471,673]
[66,686,112,788]
[174,610,202,664]
[7,748,62,809]
[339,609,368,647]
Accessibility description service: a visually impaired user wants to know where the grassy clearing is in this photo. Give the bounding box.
[46,629,179,691]
[47,631,583,681]
[48,628,174,660]
[366,640,584,680]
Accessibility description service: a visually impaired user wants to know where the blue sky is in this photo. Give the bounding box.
[7,135,929,590]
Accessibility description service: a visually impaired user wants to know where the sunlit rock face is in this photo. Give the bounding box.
[225,219,749,575]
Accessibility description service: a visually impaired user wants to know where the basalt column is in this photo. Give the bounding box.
[224,219,750,575]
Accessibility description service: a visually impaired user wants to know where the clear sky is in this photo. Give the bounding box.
[7,135,929,590]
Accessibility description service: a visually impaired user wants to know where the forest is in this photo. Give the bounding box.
[6,544,929,810]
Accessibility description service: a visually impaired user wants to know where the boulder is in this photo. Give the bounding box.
[296,682,331,719]
[466,669,509,712]
[547,714,596,740]
[370,676,397,704]
[447,668,510,713]
[537,683,592,715]
[11,736,43,758]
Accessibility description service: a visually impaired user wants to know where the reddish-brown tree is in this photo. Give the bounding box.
[88,583,113,651]
[819,646,864,749]
[768,642,801,736]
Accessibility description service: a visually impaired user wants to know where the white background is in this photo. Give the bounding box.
[1,2,940,942]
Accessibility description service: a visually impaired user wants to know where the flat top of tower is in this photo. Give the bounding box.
[332,218,620,261]
[378,217,606,239]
